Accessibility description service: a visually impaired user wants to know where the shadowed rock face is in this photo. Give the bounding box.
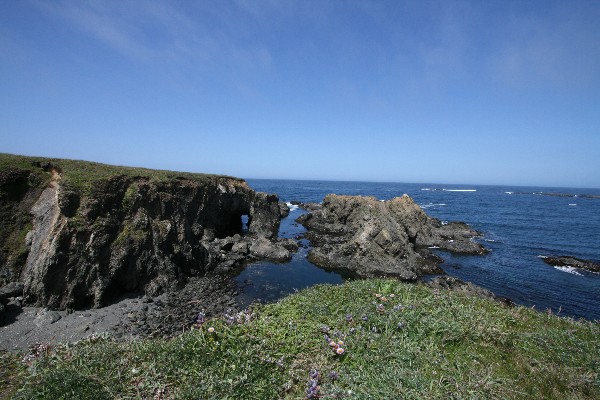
[1,169,286,310]
[299,194,487,280]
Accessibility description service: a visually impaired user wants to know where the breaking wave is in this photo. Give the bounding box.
[285,202,299,212]
[554,266,583,276]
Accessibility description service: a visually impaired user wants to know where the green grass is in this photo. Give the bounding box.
[4,279,598,399]
[0,153,240,195]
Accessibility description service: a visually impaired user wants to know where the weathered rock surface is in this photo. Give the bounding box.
[248,192,281,238]
[0,157,290,313]
[299,194,487,279]
[541,256,600,273]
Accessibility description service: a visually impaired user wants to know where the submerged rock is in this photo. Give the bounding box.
[300,194,487,279]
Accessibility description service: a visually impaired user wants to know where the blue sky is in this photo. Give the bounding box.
[1,1,599,188]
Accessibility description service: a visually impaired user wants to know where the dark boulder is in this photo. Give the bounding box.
[279,202,290,218]
[248,193,282,239]
[0,282,24,304]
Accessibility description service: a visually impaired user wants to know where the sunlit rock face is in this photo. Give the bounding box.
[299,194,487,280]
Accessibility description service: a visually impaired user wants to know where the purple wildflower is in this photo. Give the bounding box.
[329,370,339,381]
[195,311,206,324]
[306,378,320,399]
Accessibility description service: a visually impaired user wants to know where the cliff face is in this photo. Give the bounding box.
[0,155,284,310]
[299,194,487,280]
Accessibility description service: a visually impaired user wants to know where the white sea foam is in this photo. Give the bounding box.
[428,246,440,249]
[537,255,548,259]
[420,203,447,208]
[569,204,577,206]
[441,221,448,225]
[421,188,431,191]
[285,202,299,212]
[443,189,477,192]
[554,266,583,276]
[505,191,513,195]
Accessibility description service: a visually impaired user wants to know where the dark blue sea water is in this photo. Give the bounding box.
[236,179,600,321]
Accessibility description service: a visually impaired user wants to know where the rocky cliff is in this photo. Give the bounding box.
[0,154,288,311]
[298,194,487,279]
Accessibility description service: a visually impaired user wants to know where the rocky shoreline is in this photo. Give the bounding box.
[1,156,505,352]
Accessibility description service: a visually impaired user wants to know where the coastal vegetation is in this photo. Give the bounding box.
[0,153,237,195]
[3,278,598,399]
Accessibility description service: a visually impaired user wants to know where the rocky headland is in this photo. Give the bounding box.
[0,154,293,349]
[297,194,487,280]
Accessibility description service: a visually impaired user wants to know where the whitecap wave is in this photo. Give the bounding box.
[285,202,299,212]
[421,188,431,191]
[537,255,548,259]
[428,246,440,249]
[505,191,513,195]
[443,189,477,192]
[554,266,583,276]
[420,203,447,208]
[569,204,577,206]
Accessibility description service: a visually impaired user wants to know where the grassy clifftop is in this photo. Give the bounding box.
[0,153,240,195]
[3,278,598,399]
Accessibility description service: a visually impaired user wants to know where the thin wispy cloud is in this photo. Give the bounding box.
[34,1,273,77]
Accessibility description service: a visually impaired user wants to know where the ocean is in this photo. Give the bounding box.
[236,179,600,321]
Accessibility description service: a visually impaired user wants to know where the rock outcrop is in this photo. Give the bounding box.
[541,256,600,273]
[298,194,487,280]
[0,155,290,311]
